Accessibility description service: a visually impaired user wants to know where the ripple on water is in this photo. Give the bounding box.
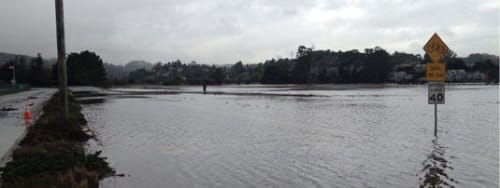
[80,85,498,188]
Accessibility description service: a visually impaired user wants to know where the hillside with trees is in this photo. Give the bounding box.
[117,46,498,85]
[0,46,497,87]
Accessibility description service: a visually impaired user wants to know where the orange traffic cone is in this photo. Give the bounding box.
[24,104,31,126]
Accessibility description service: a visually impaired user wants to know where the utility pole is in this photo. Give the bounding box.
[55,0,68,119]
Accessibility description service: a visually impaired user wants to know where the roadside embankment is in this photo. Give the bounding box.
[0,92,114,188]
[0,88,56,164]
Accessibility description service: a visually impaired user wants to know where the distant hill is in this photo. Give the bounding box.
[104,60,153,80]
[103,63,127,80]
[124,60,153,72]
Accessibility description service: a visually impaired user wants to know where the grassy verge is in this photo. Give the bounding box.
[0,92,114,188]
[0,90,21,96]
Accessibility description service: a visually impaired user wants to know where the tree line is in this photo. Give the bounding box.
[125,60,262,85]
[1,47,498,87]
[122,45,498,85]
[0,53,53,86]
[0,51,108,87]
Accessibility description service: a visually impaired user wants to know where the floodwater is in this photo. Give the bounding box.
[78,84,499,188]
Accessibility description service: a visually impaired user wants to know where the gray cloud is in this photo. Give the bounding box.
[0,0,498,64]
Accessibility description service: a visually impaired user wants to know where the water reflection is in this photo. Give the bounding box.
[75,85,499,187]
[77,98,106,104]
[418,138,457,188]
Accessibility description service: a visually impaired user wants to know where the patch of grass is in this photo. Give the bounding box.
[0,90,21,96]
[0,91,114,188]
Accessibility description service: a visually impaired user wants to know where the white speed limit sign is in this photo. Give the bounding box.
[428,82,445,104]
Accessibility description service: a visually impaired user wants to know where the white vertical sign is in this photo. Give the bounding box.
[428,82,445,104]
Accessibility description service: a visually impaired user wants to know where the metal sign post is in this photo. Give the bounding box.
[428,82,445,136]
[423,33,448,136]
[434,103,437,136]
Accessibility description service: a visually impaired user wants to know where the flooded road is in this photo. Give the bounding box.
[78,85,498,188]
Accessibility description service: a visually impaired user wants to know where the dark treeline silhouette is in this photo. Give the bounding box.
[0,47,498,87]
[0,50,108,87]
[0,53,54,86]
[121,45,498,85]
[261,46,394,84]
[66,51,107,86]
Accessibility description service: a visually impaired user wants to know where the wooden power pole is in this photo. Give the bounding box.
[55,0,69,119]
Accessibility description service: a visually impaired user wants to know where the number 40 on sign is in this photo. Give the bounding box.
[428,82,445,104]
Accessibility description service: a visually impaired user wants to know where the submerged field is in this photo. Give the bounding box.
[78,84,498,187]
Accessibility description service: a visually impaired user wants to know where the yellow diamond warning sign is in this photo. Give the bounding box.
[426,63,446,81]
[423,33,449,63]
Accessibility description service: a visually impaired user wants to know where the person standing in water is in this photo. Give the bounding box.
[203,80,207,94]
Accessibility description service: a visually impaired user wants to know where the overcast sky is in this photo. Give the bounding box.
[0,0,498,65]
